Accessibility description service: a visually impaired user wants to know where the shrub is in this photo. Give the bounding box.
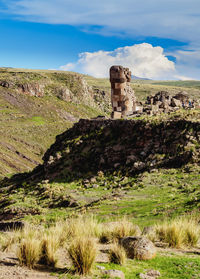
[109,243,126,265]
[68,237,97,275]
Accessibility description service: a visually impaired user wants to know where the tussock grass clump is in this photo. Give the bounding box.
[40,232,59,267]
[109,243,126,265]
[100,217,141,243]
[68,236,97,275]
[66,215,101,239]
[155,217,200,248]
[17,237,41,269]
[17,226,42,269]
[0,231,21,252]
[53,215,101,244]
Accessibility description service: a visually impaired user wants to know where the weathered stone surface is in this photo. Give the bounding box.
[103,269,125,279]
[145,90,196,114]
[171,98,182,107]
[110,65,137,118]
[0,81,11,88]
[139,270,161,279]
[112,111,122,119]
[56,87,72,102]
[17,83,45,97]
[120,236,156,260]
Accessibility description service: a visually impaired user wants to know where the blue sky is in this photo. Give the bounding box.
[0,0,200,80]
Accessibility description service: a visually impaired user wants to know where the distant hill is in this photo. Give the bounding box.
[132,75,151,80]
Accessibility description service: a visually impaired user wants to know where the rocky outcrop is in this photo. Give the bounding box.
[144,91,196,115]
[17,83,45,97]
[0,71,110,112]
[31,116,200,182]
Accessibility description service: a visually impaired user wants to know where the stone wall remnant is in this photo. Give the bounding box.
[110,65,137,119]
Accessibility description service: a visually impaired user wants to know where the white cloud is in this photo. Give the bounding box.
[59,63,75,71]
[59,43,175,79]
[2,0,200,45]
[2,0,200,79]
[169,48,200,80]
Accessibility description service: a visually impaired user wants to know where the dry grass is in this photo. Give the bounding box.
[40,232,59,267]
[109,242,126,265]
[17,236,41,269]
[0,231,21,252]
[53,215,102,244]
[68,236,97,275]
[100,218,141,243]
[155,216,200,248]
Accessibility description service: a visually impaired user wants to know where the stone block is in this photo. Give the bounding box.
[112,111,122,119]
[114,83,126,89]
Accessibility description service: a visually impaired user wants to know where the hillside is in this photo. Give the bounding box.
[0,110,199,225]
[0,68,200,178]
[0,68,110,177]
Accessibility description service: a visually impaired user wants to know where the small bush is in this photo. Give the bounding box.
[109,243,126,265]
[17,237,41,269]
[68,237,97,275]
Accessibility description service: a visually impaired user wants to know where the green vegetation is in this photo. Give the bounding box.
[0,69,107,177]
[0,68,200,278]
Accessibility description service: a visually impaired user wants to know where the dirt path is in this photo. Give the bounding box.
[0,251,58,279]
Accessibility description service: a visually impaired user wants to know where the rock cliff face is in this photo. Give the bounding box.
[0,71,109,112]
[37,116,200,182]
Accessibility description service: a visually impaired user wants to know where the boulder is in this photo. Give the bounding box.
[139,270,161,279]
[103,269,125,279]
[120,236,156,260]
[171,98,182,107]
[56,87,72,102]
[0,81,11,88]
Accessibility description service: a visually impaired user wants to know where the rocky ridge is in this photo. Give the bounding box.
[12,112,199,184]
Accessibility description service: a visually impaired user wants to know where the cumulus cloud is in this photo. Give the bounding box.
[59,43,175,79]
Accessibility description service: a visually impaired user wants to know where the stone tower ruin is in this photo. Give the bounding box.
[110,65,136,119]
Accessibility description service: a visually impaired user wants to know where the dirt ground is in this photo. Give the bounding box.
[0,244,199,279]
[0,250,59,279]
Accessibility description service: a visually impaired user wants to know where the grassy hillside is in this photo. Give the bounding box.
[0,68,109,177]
